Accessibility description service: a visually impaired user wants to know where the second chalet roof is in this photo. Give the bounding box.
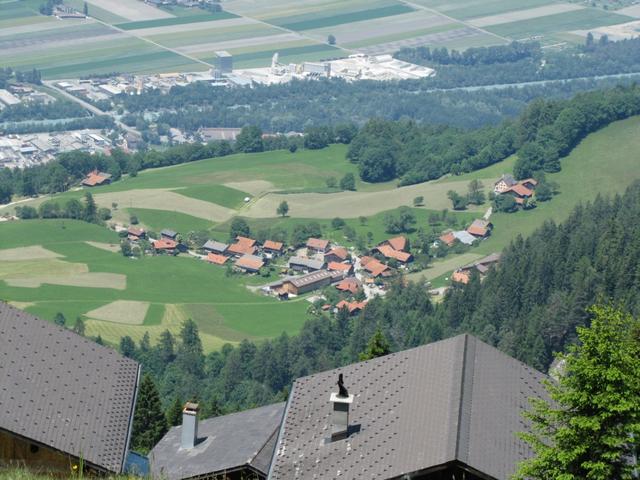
[288,256,325,270]
[269,334,548,480]
[0,302,139,474]
[150,402,285,480]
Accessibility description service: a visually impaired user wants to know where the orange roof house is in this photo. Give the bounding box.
[127,227,145,240]
[466,219,492,238]
[263,240,284,252]
[335,277,361,295]
[228,236,257,256]
[439,232,456,247]
[328,262,353,274]
[234,254,264,272]
[206,253,229,265]
[375,245,413,263]
[81,170,112,187]
[363,258,391,277]
[451,270,471,284]
[306,238,330,252]
[325,247,348,263]
[335,300,367,315]
[506,183,533,198]
[153,239,178,250]
[380,236,407,252]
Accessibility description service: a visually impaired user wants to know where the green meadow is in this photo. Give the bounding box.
[0,220,310,351]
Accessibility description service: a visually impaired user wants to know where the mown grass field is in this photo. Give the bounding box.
[0,220,310,351]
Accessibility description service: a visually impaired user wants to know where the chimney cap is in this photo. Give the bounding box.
[183,402,199,414]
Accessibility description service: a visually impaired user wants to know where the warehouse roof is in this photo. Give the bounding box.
[269,334,548,480]
[150,402,285,480]
[288,256,325,271]
[202,240,228,253]
[0,302,140,473]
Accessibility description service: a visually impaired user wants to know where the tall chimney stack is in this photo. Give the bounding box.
[330,374,354,441]
[181,402,199,449]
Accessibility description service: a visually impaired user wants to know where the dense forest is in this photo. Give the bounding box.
[122,182,640,429]
[348,83,640,184]
[107,38,640,132]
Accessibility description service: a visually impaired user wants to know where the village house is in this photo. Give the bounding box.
[206,253,228,266]
[324,247,348,264]
[0,303,140,475]
[306,237,330,254]
[335,299,367,315]
[161,229,179,241]
[327,261,354,275]
[268,334,549,480]
[378,235,407,252]
[280,270,342,296]
[263,240,284,256]
[153,238,179,253]
[466,219,492,238]
[452,253,501,284]
[150,402,284,480]
[235,254,265,273]
[360,256,392,278]
[203,240,228,255]
[81,169,112,187]
[228,236,257,257]
[335,277,361,295]
[127,226,146,241]
[493,173,517,193]
[288,256,325,272]
[375,244,413,263]
[439,231,456,247]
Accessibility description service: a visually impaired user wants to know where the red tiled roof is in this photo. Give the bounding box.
[326,247,348,261]
[228,243,257,256]
[236,236,256,247]
[81,170,110,187]
[328,262,353,273]
[452,270,470,284]
[307,238,329,250]
[336,277,361,294]
[439,232,456,246]
[153,239,177,250]
[376,245,412,263]
[336,300,367,314]
[364,258,390,277]
[263,240,283,251]
[235,254,264,271]
[127,227,145,237]
[506,184,533,197]
[360,256,375,266]
[206,253,228,265]
[386,236,407,252]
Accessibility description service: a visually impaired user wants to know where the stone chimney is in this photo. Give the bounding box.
[330,374,354,441]
[181,402,199,449]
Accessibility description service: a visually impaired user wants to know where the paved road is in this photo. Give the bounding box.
[44,80,139,135]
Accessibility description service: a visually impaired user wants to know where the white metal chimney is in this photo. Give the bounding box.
[181,402,199,449]
[330,374,354,441]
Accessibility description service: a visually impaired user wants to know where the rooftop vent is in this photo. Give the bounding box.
[181,402,199,449]
[330,374,354,441]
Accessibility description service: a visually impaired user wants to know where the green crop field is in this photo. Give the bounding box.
[115,11,237,30]
[177,184,250,209]
[126,208,215,233]
[0,220,310,351]
[275,4,415,30]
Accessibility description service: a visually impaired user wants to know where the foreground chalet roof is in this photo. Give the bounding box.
[0,302,140,473]
[269,334,548,480]
[150,402,285,480]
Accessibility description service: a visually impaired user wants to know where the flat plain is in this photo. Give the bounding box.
[1,0,635,77]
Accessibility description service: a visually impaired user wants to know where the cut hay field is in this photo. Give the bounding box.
[0,220,311,352]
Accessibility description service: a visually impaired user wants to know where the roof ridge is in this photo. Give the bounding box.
[454,334,476,464]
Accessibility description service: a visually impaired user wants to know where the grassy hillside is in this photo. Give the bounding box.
[0,220,310,351]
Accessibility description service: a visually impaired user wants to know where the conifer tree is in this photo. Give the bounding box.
[166,396,183,427]
[515,305,640,480]
[359,328,391,361]
[132,374,167,452]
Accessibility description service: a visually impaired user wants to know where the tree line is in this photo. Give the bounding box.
[124,182,640,451]
[347,83,640,184]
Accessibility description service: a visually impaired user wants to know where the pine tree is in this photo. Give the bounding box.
[359,328,391,361]
[166,396,183,427]
[515,305,640,480]
[73,317,85,336]
[177,319,205,377]
[83,191,97,223]
[132,374,167,453]
[54,312,66,327]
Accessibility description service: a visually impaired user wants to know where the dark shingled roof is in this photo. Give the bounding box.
[268,334,548,480]
[0,302,140,473]
[150,402,285,480]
